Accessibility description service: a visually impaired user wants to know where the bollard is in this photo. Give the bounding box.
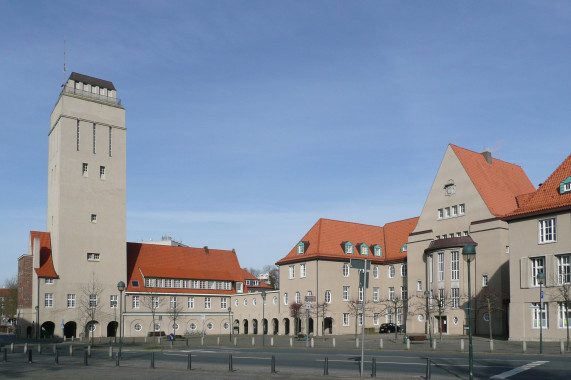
[158,337,161,344]
[356,338,359,348]
[69,345,73,356]
[406,339,410,350]
[311,337,314,348]
[460,339,464,352]
[290,337,293,347]
[432,340,436,350]
[332,337,336,348]
[371,357,377,377]
[201,337,204,346]
[229,354,233,372]
[490,340,494,352]
[3,349,7,362]
[84,350,88,366]
[217,337,220,345]
[380,338,383,349]
[109,346,113,358]
[63,336,66,342]
[28,349,32,364]
[426,358,431,379]
[187,352,192,370]
[234,337,237,346]
[38,344,41,355]
[271,355,276,373]
[271,337,274,347]
[170,341,173,349]
[53,344,56,355]
[150,352,155,369]
[116,353,120,367]
[71,336,74,342]
[10,343,14,353]
[561,339,565,354]
[523,340,527,353]
[324,357,329,375]
[24,343,28,354]
[145,336,147,344]
[252,337,255,346]
[88,345,91,357]
[54,349,58,365]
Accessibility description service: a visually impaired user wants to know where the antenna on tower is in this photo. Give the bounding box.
[62,40,67,87]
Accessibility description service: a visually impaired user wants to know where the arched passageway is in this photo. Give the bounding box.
[64,321,77,338]
[272,318,279,335]
[252,319,258,335]
[323,317,333,334]
[107,321,118,337]
[40,321,55,338]
[243,319,249,334]
[282,318,290,335]
[262,318,268,335]
[233,319,240,334]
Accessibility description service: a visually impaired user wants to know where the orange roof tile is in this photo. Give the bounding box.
[451,145,535,217]
[276,217,417,265]
[126,243,250,294]
[241,269,273,291]
[31,231,58,279]
[505,152,571,218]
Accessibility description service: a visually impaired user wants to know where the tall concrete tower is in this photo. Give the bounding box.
[40,73,126,336]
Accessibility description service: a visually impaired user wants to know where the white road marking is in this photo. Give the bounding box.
[490,361,549,379]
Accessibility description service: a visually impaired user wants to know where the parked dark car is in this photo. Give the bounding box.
[379,323,401,333]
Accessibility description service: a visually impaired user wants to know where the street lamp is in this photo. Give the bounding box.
[117,281,125,359]
[261,291,267,347]
[424,290,433,347]
[462,243,477,380]
[228,306,232,342]
[537,271,546,354]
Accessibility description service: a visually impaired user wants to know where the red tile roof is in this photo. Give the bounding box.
[451,145,535,217]
[276,217,418,265]
[505,152,571,218]
[126,243,251,294]
[241,269,273,291]
[31,231,58,279]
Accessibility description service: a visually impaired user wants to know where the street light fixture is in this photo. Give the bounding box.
[462,243,477,380]
[228,306,232,342]
[537,271,546,354]
[424,290,432,347]
[117,281,125,359]
[261,291,267,347]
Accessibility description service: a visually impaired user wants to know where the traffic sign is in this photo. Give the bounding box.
[350,259,371,270]
[305,296,316,303]
[540,290,544,299]
[359,271,370,288]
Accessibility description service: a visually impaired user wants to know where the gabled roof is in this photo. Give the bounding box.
[31,231,58,279]
[450,145,535,217]
[126,243,248,294]
[276,217,418,265]
[504,152,571,219]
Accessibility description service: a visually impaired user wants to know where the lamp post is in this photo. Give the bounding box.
[117,281,125,359]
[462,243,477,380]
[228,306,232,342]
[424,290,432,347]
[261,291,267,347]
[537,271,546,354]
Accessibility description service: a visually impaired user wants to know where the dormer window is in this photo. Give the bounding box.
[400,243,407,253]
[359,244,368,256]
[373,245,382,257]
[236,282,244,293]
[297,241,307,255]
[561,177,571,194]
[344,241,354,254]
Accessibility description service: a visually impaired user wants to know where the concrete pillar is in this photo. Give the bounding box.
[380,338,383,349]
[460,339,464,352]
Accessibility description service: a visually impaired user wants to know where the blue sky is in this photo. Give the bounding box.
[1,1,570,284]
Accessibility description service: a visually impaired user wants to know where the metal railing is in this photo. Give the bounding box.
[60,86,122,106]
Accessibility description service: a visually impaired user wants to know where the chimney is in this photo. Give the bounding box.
[204,246,209,254]
[33,236,41,269]
[481,150,492,164]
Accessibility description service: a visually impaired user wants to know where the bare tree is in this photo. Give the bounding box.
[410,294,437,342]
[432,290,455,342]
[312,301,329,336]
[378,295,409,341]
[289,302,304,335]
[550,280,571,350]
[166,295,185,340]
[141,292,160,342]
[346,298,374,338]
[262,265,280,289]
[1,276,18,330]
[78,274,104,343]
[475,288,504,342]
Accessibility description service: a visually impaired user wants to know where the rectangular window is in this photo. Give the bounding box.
[89,294,97,308]
[482,274,489,287]
[438,252,445,282]
[417,280,422,291]
[205,297,211,309]
[558,255,570,285]
[174,279,181,288]
[444,207,450,218]
[67,294,76,308]
[532,257,545,287]
[401,286,408,300]
[152,296,159,309]
[289,265,295,279]
[45,278,54,284]
[91,214,97,223]
[386,308,394,323]
[373,287,380,302]
[451,205,458,216]
[165,279,173,288]
[459,204,465,215]
[108,127,112,157]
[373,265,378,279]
[532,303,548,329]
[92,124,96,154]
[438,209,443,219]
[188,296,194,309]
[388,287,395,301]
[343,313,350,326]
[236,282,243,293]
[558,303,571,328]
[397,307,403,325]
[451,288,460,309]
[373,313,380,326]
[110,295,118,308]
[132,296,139,309]
[87,252,100,261]
[221,297,227,309]
[82,163,88,177]
[451,251,459,281]
[463,231,469,236]
[199,280,206,289]
[300,263,306,278]
[76,121,80,151]
[100,166,105,179]
[144,278,153,287]
[170,296,177,309]
[539,218,557,243]
[343,286,350,301]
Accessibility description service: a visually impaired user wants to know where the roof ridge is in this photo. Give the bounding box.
[449,144,525,168]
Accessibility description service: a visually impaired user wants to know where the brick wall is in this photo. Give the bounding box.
[18,255,32,309]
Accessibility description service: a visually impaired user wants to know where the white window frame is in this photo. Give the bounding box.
[438,209,443,219]
[360,245,368,256]
[388,287,395,301]
[343,313,350,326]
[532,303,548,329]
[386,308,394,323]
[401,264,407,278]
[152,296,159,310]
[205,297,211,309]
[482,274,489,287]
[67,294,76,308]
[388,265,395,278]
[297,242,304,254]
[343,263,349,277]
[170,296,177,309]
[538,218,557,243]
[437,252,445,282]
[417,280,422,291]
[295,292,301,304]
[132,295,139,309]
[188,296,194,309]
[531,257,545,287]
[221,297,227,309]
[373,265,379,279]
[289,265,295,279]
[450,251,459,281]
[459,204,465,215]
[110,295,118,308]
[373,313,380,326]
[300,263,307,278]
[284,293,289,305]
[451,288,460,309]
[401,286,408,300]
[558,302,571,328]
[325,290,332,304]
[45,278,54,284]
[558,255,570,285]
[373,287,380,302]
[343,286,350,301]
